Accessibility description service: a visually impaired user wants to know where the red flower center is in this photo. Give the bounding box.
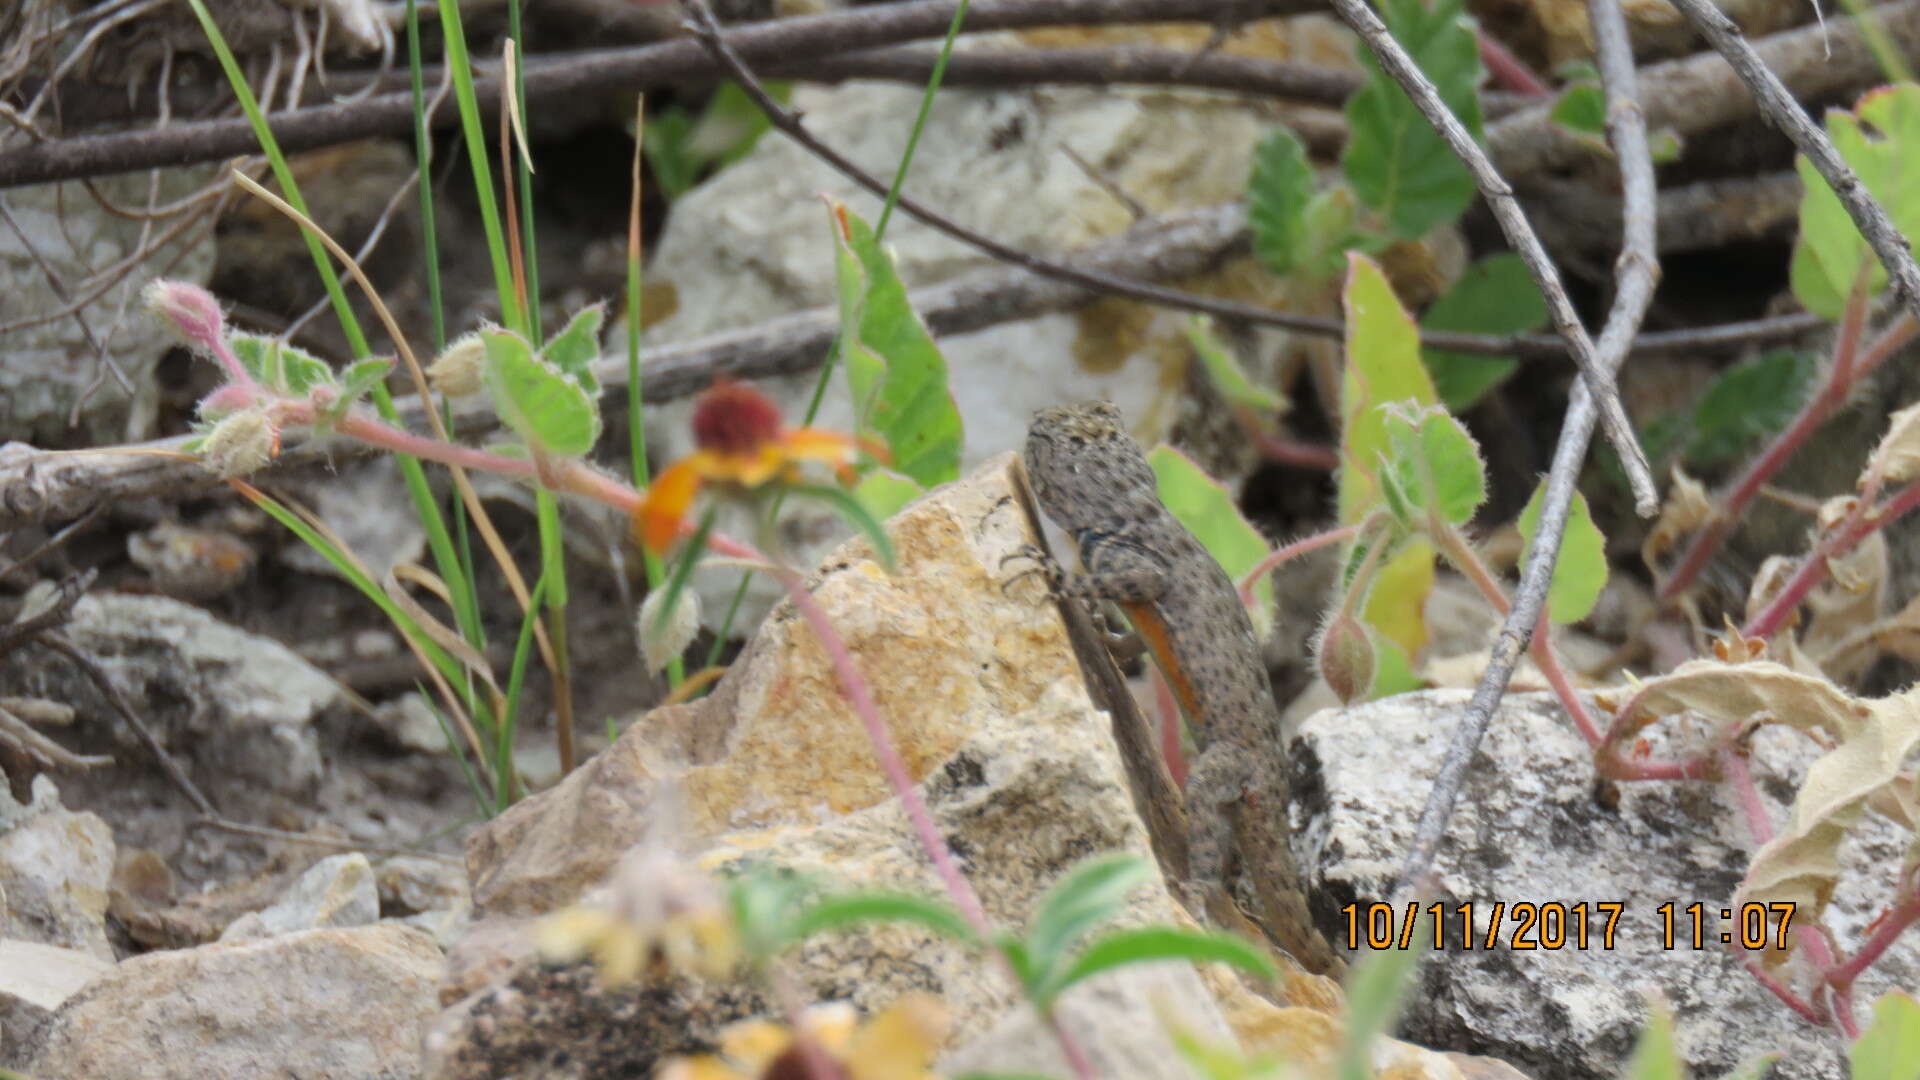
[692,379,784,459]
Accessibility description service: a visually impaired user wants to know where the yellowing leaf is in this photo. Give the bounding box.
[1340,253,1439,664]
[1148,446,1275,640]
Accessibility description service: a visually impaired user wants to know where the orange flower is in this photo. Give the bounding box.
[657,996,949,1080]
[634,379,867,552]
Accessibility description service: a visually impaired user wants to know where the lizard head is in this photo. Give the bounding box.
[1023,401,1160,529]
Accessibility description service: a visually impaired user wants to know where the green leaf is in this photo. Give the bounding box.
[1420,253,1548,410]
[1147,446,1277,640]
[332,356,395,415]
[726,864,817,961]
[853,469,925,522]
[688,80,786,169]
[642,106,700,200]
[1550,83,1606,138]
[1382,403,1487,526]
[1516,480,1608,624]
[1340,253,1439,664]
[1248,127,1317,276]
[1370,634,1420,695]
[1622,1000,1682,1080]
[1684,350,1815,469]
[1790,84,1920,317]
[1341,0,1484,237]
[481,326,600,457]
[541,303,605,398]
[828,201,964,489]
[1187,315,1285,421]
[228,333,338,397]
[1023,854,1152,980]
[788,483,897,573]
[1851,991,1920,1080]
[1041,927,1276,1008]
[1335,933,1426,1080]
[789,892,980,947]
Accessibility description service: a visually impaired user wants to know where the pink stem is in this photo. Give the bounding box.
[1253,432,1340,471]
[1659,307,1915,604]
[1743,477,1920,640]
[1719,747,1774,845]
[1743,954,1830,1026]
[776,571,994,939]
[1238,523,1362,607]
[1478,30,1549,95]
[1825,878,1920,1000]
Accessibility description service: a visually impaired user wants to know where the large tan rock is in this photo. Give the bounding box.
[0,778,115,960]
[0,939,111,1066]
[467,452,1081,918]
[23,924,442,1080]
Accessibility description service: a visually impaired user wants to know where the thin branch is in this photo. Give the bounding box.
[0,0,1324,189]
[37,631,217,815]
[1666,0,1920,327]
[1323,0,1656,516]
[1394,0,1664,895]
[1487,0,1920,178]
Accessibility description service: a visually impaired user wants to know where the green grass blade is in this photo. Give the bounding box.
[434,0,521,332]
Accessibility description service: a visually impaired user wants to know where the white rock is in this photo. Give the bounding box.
[0,938,113,1065]
[220,853,379,942]
[0,778,115,959]
[23,924,442,1080]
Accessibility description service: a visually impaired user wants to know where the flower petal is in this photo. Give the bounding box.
[636,459,703,553]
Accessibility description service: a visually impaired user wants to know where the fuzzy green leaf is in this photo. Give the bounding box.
[1340,253,1439,666]
[1248,127,1316,276]
[1420,253,1547,410]
[229,333,338,397]
[541,303,605,397]
[1342,0,1484,238]
[1148,446,1276,640]
[1335,932,1425,1080]
[1516,480,1608,624]
[828,202,964,488]
[334,356,394,413]
[1382,403,1487,526]
[481,327,600,457]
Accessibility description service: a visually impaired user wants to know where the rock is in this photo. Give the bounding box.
[22,924,442,1080]
[428,454,1342,1076]
[0,167,218,447]
[378,855,469,917]
[0,777,115,959]
[2,593,337,799]
[1294,690,1917,1080]
[0,939,112,1067]
[275,459,425,584]
[220,852,378,941]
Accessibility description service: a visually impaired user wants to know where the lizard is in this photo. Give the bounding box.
[1022,400,1339,975]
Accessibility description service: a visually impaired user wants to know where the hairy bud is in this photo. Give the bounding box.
[427,333,487,397]
[637,587,701,675]
[1316,612,1376,705]
[143,279,226,352]
[199,408,280,478]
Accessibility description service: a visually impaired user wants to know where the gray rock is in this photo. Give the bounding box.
[0,168,218,446]
[23,924,442,1080]
[5,593,337,796]
[0,939,112,1067]
[220,852,378,941]
[1294,690,1915,1080]
[0,777,115,959]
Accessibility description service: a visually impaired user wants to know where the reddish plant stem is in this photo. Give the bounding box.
[1743,476,1920,639]
[1718,746,1774,846]
[1477,30,1550,95]
[1825,876,1920,1002]
[1431,521,1606,746]
[1742,954,1830,1026]
[1237,522,1361,607]
[1657,304,1915,605]
[777,571,994,939]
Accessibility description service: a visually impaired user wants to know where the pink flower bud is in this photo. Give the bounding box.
[143,279,226,352]
[1317,612,1376,705]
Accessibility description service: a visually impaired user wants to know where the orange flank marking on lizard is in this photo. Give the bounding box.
[1119,600,1208,732]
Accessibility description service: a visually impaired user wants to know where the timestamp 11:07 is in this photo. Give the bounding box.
[1338,900,1797,951]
